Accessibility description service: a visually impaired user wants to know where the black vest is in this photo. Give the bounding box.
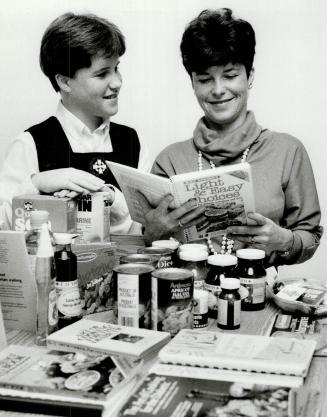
[26,116,140,190]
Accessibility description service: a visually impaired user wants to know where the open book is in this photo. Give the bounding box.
[0,344,139,416]
[46,318,170,359]
[107,161,255,242]
[157,329,316,387]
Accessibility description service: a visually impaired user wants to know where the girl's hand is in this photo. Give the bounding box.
[226,212,293,255]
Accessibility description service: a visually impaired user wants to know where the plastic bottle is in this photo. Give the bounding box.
[25,210,55,277]
[54,233,82,329]
[179,250,208,289]
[217,278,241,330]
[236,248,267,311]
[204,254,238,319]
[35,223,58,345]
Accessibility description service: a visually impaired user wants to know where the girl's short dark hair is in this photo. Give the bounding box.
[180,8,255,77]
[40,13,126,91]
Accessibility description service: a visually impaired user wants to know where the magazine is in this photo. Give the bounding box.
[47,318,170,359]
[119,372,298,417]
[157,329,316,386]
[106,161,255,242]
[0,344,137,416]
[268,313,327,357]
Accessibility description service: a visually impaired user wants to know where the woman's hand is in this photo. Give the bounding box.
[137,192,207,245]
[31,168,105,195]
[226,212,293,255]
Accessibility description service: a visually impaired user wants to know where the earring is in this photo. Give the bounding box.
[248,83,253,89]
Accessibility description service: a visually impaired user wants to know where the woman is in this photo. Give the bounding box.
[142,8,322,267]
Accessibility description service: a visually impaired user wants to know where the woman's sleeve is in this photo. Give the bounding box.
[275,143,323,265]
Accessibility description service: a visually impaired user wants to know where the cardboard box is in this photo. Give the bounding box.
[12,195,76,233]
[75,191,111,243]
[72,242,116,318]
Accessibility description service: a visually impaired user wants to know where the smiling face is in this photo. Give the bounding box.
[192,63,254,134]
[62,54,122,131]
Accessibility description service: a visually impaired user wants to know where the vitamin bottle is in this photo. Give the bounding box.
[179,250,208,289]
[54,233,82,329]
[236,248,266,311]
[217,278,241,330]
[35,223,58,345]
[204,254,237,319]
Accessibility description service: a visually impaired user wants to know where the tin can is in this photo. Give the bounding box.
[113,263,154,329]
[138,247,176,268]
[120,253,157,267]
[151,268,194,336]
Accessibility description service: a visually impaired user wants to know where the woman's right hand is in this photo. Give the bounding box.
[31,168,105,195]
[137,192,207,245]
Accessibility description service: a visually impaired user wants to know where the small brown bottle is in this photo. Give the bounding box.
[217,278,241,330]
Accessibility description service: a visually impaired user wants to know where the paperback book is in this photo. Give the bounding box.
[119,372,298,417]
[47,318,170,359]
[107,161,255,242]
[0,344,137,416]
[157,329,316,387]
[269,313,327,357]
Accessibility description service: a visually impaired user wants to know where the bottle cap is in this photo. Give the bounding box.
[179,250,208,261]
[236,248,265,260]
[179,243,209,253]
[54,233,78,245]
[207,254,237,266]
[152,239,180,250]
[30,210,49,228]
[220,278,240,290]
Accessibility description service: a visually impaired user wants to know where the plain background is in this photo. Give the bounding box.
[0,0,326,280]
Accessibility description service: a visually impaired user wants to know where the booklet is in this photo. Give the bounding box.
[0,231,37,331]
[157,329,316,386]
[47,318,170,359]
[119,372,298,417]
[0,344,137,416]
[107,161,255,242]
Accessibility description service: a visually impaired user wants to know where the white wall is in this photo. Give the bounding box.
[1,0,326,279]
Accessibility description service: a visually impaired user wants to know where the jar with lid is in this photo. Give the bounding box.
[204,254,238,319]
[236,248,266,311]
[217,278,241,330]
[179,250,208,289]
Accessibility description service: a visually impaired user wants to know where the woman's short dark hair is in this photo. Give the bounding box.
[180,8,255,77]
[40,13,126,92]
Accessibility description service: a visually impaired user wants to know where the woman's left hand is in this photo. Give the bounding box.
[226,212,293,255]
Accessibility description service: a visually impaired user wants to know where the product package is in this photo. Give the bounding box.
[75,191,112,243]
[12,195,76,233]
[72,242,117,319]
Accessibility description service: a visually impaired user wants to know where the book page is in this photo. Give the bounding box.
[106,162,174,223]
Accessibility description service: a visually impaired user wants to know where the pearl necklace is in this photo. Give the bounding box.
[198,148,250,255]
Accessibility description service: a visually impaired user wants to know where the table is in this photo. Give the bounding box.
[1,233,325,416]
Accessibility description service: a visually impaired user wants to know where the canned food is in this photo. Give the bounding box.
[138,247,176,268]
[113,263,154,329]
[151,268,194,336]
[120,253,157,267]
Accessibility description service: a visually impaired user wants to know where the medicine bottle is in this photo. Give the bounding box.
[217,278,241,330]
[204,254,237,319]
[236,249,266,311]
[54,233,82,329]
[179,250,208,289]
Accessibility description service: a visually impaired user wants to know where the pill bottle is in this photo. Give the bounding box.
[217,278,241,330]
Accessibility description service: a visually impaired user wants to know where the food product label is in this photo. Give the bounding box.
[218,299,240,326]
[240,276,265,304]
[56,280,82,317]
[118,274,139,328]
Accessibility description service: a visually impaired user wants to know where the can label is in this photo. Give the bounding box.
[56,280,82,317]
[240,277,266,305]
[118,274,139,328]
[151,273,193,336]
[114,265,152,329]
